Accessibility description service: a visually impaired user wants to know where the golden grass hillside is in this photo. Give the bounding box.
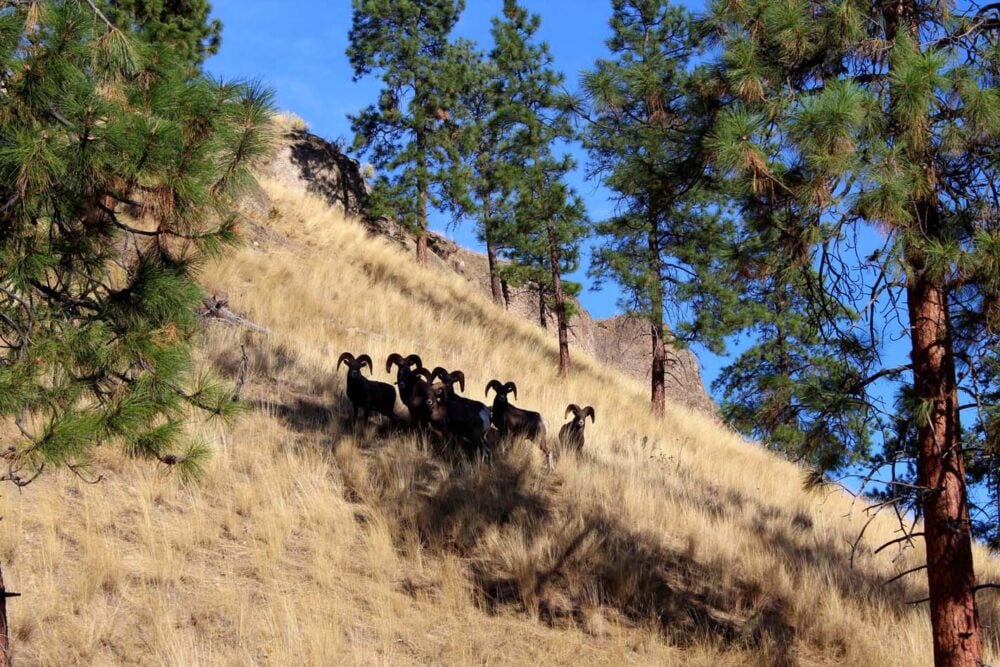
[2,177,1000,666]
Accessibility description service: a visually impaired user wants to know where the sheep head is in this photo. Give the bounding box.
[485,380,518,402]
[386,353,423,374]
[565,404,595,426]
[431,367,465,394]
[338,352,373,378]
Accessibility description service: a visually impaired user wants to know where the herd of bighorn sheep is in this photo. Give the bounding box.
[337,351,596,470]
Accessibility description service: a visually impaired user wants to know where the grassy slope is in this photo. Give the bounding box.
[2,177,1000,666]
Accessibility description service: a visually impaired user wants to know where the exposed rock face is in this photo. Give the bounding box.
[261,128,368,214]
[594,316,716,415]
[255,122,716,414]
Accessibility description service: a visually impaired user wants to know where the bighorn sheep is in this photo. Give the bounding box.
[337,352,396,423]
[386,353,426,422]
[559,404,595,452]
[427,367,491,461]
[485,380,553,471]
[402,366,435,430]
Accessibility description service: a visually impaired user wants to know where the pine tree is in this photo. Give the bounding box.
[490,0,587,376]
[1,0,273,479]
[705,0,1000,660]
[102,0,222,66]
[347,0,469,266]
[580,0,740,414]
[452,42,518,307]
[0,3,271,658]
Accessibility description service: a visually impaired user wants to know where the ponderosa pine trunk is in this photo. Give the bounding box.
[648,223,666,415]
[885,0,983,655]
[416,186,429,266]
[416,129,429,266]
[538,286,547,329]
[546,220,570,376]
[483,198,504,306]
[907,234,983,666]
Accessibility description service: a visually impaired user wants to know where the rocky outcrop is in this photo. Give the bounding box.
[594,316,716,414]
[253,120,716,414]
[261,128,368,214]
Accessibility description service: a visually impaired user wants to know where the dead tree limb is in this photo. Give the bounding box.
[199,295,271,335]
[883,564,927,587]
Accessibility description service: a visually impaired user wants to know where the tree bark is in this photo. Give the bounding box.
[881,10,981,657]
[648,223,666,415]
[0,560,13,667]
[483,198,504,306]
[906,236,982,667]
[416,187,429,266]
[538,286,547,329]
[416,128,429,267]
[546,220,570,377]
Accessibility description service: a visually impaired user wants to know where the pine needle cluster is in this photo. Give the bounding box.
[0,1,273,484]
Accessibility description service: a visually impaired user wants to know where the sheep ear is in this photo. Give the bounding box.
[337,352,354,372]
[386,353,404,373]
[405,354,423,369]
[357,354,373,374]
[486,379,503,397]
[505,382,517,400]
[584,406,595,423]
[450,370,465,393]
[565,404,580,419]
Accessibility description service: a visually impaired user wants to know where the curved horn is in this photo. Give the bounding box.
[430,366,451,384]
[337,352,355,372]
[386,353,404,373]
[413,367,433,382]
[485,379,504,398]
[450,370,466,393]
[584,406,596,423]
[565,404,581,419]
[357,354,373,374]
[404,354,423,369]
[504,381,517,400]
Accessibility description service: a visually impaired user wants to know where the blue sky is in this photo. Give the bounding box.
[204,0,738,394]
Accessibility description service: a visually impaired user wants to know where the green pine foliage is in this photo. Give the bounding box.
[703,0,1000,487]
[449,39,519,306]
[704,0,1000,658]
[489,0,587,373]
[0,1,273,484]
[580,0,741,413]
[347,0,472,266]
[102,0,222,67]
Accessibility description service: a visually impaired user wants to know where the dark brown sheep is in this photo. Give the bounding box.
[337,352,396,423]
[558,404,595,452]
[427,367,491,462]
[386,353,425,421]
[485,379,552,471]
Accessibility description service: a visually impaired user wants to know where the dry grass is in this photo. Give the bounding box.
[3,177,1000,665]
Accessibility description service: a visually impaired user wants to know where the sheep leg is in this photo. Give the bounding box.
[480,436,492,466]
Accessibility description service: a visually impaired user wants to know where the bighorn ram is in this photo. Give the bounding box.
[402,366,435,430]
[427,367,491,461]
[337,352,396,423]
[386,353,425,422]
[559,404,595,452]
[485,380,552,471]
